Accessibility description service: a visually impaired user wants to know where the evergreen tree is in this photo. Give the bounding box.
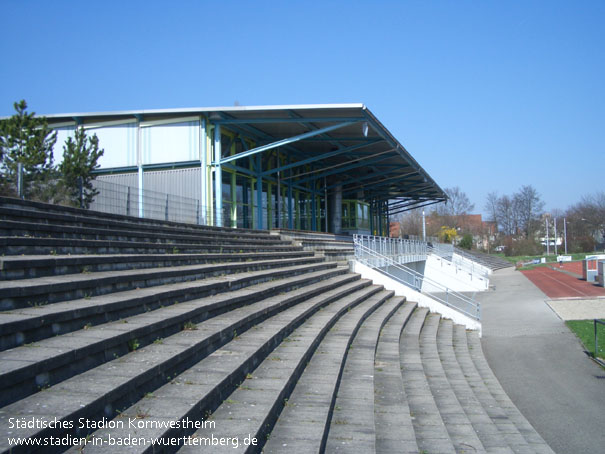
[0,100,57,197]
[458,233,473,250]
[59,127,104,208]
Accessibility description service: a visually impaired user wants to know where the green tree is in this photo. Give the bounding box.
[58,127,104,208]
[0,100,57,197]
[458,233,473,250]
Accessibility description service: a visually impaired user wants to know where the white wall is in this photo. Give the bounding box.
[141,120,199,165]
[452,252,492,276]
[352,261,482,334]
[424,255,489,291]
[52,125,76,163]
[87,123,137,168]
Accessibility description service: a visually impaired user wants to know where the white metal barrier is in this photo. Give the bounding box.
[353,235,427,265]
[353,238,481,321]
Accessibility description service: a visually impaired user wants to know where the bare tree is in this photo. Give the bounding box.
[436,186,475,217]
[397,208,423,237]
[566,192,605,250]
[433,186,475,229]
[485,191,499,225]
[514,185,544,238]
[497,195,516,236]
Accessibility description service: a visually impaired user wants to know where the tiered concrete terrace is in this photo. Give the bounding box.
[0,197,553,453]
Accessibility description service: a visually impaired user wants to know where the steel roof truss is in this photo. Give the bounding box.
[216,121,357,166]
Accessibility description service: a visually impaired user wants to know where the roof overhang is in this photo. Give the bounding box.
[41,103,447,211]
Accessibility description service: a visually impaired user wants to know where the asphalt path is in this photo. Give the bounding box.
[477,267,605,454]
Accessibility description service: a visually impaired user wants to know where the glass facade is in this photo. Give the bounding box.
[341,200,370,231]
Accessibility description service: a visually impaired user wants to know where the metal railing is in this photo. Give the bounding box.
[91,179,216,225]
[353,239,480,320]
[427,244,490,280]
[430,242,454,258]
[402,234,439,244]
[353,235,428,264]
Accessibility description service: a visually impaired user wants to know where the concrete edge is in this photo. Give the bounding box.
[352,261,482,335]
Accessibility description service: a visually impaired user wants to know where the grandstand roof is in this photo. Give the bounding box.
[43,104,447,212]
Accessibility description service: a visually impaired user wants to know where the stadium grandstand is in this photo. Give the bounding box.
[43,103,446,235]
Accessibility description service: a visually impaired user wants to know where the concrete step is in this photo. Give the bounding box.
[0,219,290,247]
[421,314,487,454]
[450,324,535,454]
[323,296,404,453]
[272,229,353,243]
[63,283,384,454]
[0,196,270,237]
[438,320,517,453]
[0,262,341,352]
[0,275,372,454]
[400,307,457,454]
[0,235,304,256]
[0,262,339,351]
[466,331,556,454]
[300,240,354,249]
[0,256,326,310]
[192,287,392,454]
[0,266,351,406]
[373,301,418,454]
[0,251,314,280]
[454,248,513,271]
[315,248,355,264]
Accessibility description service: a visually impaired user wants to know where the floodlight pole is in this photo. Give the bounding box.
[554,217,558,255]
[564,217,568,254]
[546,217,550,256]
[422,209,426,242]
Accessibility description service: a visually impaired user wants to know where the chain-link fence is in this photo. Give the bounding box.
[90,179,215,225]
[2,167,230,227]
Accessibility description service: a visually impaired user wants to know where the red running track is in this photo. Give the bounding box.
[550,261,583,276]
[521,266,605,299]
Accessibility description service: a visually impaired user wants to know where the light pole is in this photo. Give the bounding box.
[545,217,550,256]
[554,217,558,256]
[422,210,426,242]
[564,217,567,254]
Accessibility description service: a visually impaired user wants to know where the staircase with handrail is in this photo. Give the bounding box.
[353,237,480,322]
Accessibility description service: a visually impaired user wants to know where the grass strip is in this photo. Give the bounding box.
[566,319,605,360]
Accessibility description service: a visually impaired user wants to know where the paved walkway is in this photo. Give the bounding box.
[546,298,605,321]
[477,267,605,454]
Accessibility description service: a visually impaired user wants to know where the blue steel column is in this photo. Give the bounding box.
[256,154,263,229]
[287,174,293,229]
[311,189,317,231]
[136,115,144,218]
[200,117,207,225]
[214,124,222,227]
[378,200,382,236]
[385,201,390,237]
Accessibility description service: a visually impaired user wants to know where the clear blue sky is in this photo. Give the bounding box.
[1,0,603,215]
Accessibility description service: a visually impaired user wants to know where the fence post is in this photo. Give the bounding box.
[165,194,169,221]
[595,320,598,359]
[126,187,131,216]
[17,163,24,199]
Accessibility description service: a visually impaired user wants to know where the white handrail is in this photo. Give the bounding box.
[353,240,480,320]
[427,244,490,279]
[353,235,428,259]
